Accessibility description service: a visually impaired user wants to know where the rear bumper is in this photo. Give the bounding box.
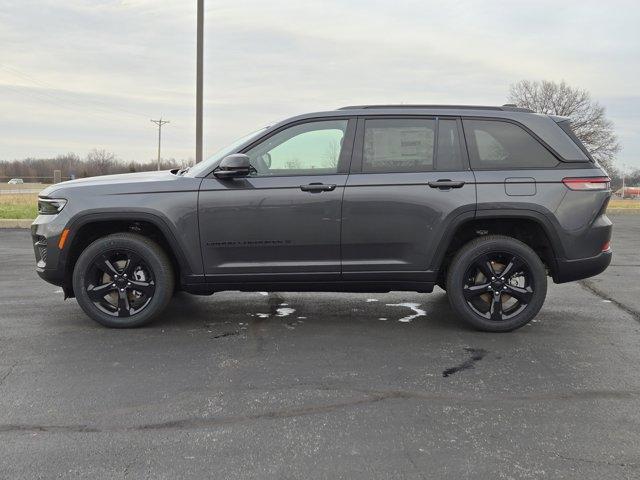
[553,250,612,284]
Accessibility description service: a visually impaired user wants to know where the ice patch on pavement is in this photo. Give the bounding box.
[366,298,378,302]
[385,303,426,323]
[378,317,388,321]
[258,292,268,296]
[276,307,295,317]
[256,313,270,318]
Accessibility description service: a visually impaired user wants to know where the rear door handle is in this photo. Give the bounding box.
[428,179,465,189]
[300,183,336,192]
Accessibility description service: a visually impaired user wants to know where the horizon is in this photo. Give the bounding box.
[1,0,638,170]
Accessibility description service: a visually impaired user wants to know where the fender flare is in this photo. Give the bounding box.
[429,207,565,275]
[61,209,200,280]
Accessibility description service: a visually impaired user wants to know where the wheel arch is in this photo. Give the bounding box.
[431,209,564,283]
[61,211,196,297]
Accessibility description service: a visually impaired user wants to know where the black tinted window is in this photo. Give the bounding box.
[464,120,558,169]
[363,119,435,172]
[436,119,463,170]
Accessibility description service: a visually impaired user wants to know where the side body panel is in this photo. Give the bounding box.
[198,174,347,282]
[474,167,612,261]
[341,172,476,281]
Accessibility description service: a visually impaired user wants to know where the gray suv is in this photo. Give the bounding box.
[32,105,613,331]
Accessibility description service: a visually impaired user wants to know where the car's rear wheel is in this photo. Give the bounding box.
[446,235,547,332]
[72,233,174,328]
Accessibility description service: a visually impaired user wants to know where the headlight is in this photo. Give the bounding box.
[38,198,67,215]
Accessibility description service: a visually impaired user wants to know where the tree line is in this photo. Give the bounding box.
[0,149,186,183]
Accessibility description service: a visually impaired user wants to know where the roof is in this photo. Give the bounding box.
[338,104,534,113]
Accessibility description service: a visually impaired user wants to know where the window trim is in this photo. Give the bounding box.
[349,115,470,174]
[462,117,562,171]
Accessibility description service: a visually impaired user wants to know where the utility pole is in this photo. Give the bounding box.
[196,0,204,163]
[151,117,170,170]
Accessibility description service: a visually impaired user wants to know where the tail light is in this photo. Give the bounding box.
[602,240,611,252]
[562,177,610,191]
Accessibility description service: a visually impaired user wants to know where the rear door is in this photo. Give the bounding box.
[341,116,476,283]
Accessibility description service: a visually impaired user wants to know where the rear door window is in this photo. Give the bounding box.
[363,118,436,173]
[464,119,558,169]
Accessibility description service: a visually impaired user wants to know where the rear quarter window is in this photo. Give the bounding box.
[464,119,558,169]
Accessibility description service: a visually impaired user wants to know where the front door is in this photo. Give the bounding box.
[198,118,355,283]
[341,116,476,283]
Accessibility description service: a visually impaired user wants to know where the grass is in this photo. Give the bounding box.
[0,193,39,219]
[608,198,640,210]
[0,182,49,191]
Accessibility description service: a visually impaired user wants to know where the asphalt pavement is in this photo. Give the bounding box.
[0,215,639,479]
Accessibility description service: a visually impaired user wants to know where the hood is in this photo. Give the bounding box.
[39,170,177,197]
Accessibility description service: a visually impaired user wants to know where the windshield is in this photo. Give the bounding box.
[187,127,269,176]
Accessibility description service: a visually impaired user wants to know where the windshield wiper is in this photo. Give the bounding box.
[177,166,191,176]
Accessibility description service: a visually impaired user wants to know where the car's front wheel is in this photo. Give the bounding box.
[446,235,547,332]
[72,233,174,328]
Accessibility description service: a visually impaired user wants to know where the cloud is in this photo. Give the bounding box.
[0,0,638,167]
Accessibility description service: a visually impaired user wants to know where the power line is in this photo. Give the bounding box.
[0,63,150,120]
[150,117,170,171]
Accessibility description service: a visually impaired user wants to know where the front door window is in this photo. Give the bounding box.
[245,120,348,176]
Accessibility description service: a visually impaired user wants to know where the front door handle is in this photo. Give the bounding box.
[300,183,337,192]
[428,179,465,189]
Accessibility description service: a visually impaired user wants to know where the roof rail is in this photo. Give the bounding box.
[337,104,534,113]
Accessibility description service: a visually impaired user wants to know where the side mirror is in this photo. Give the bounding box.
[214,154,251,179]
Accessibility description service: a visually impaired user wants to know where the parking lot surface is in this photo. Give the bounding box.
[1,215,639,479]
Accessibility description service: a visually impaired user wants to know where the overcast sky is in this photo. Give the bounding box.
[1,0,639,169]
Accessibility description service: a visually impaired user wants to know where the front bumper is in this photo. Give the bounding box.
[31,214,68,287]
[553,250,612,284]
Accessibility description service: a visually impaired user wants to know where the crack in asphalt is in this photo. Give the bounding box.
[579,279,640,323]
[548,451,638,469]
[0,363,17,387]
[2,388,639,435]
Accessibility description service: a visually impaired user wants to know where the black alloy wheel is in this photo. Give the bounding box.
[85,249,156,318]
[73,233,174,328]
[446,235,547,332]
[462,252,534,322]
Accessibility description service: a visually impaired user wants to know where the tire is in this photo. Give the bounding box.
[72,233,175,328]
[446,235,547,332]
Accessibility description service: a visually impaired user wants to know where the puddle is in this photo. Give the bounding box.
[385,303,426,323]
[442,348,488,377]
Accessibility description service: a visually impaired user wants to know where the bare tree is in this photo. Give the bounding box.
[508,80,620,169]
[324,139,341,168]
[86,148,117,175]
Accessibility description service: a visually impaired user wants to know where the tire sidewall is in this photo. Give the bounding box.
[447,237,547,332]
[73,235,173,328]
